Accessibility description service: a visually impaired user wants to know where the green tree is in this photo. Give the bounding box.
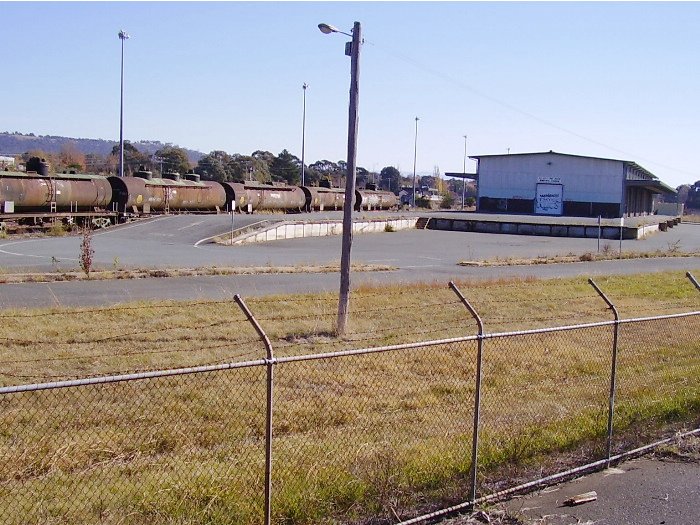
[380,166,401,193]
[309,159,338,176]
[308,160,340,187]
[196,151,229,181]
[356,166,370,187]
[675,185,690,205]
[686,181,700,210]
[154,145,191,176]
[110,142,149,175]
[270,149,301,185]
[250,150,276,182]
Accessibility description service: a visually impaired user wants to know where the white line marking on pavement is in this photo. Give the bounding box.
[178,221,205,231]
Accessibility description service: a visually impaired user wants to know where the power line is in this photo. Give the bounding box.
[365,40,698,180]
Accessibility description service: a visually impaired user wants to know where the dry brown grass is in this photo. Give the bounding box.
[0,271,698,524]
[0,263,394,284]
[458,250,700,267]
[2,271,696,384]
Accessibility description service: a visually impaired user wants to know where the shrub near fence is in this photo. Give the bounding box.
[0,272,698,524]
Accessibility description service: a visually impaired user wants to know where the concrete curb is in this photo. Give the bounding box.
[226,216,420,245]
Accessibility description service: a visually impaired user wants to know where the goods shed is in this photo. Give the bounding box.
[471,151,676,218]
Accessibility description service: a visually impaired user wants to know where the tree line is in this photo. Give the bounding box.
[8,142,477,203]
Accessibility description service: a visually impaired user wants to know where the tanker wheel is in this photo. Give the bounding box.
[91,217,112,229]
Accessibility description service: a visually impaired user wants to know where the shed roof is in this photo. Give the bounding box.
[469,151,676,194]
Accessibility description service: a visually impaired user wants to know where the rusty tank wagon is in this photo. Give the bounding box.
[0,158,112,213]
[220,181,306,212]
[108,170,227,213]
[354,186,399,211]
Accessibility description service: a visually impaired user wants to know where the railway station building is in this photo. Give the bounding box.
[471,151,676,218]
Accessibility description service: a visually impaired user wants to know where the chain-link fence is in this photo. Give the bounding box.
[0,274,698,524]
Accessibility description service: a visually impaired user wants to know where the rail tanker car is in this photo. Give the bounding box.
[220,181,307,213]
[109,169,227,213]
[302,182,346,211]
[0,158,112,213]
[0,158,399,228]
[355,186,398,211]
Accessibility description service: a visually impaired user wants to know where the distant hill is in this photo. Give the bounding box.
[0,131,204,163]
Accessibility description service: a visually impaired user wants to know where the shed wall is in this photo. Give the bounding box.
[478,153,624,203]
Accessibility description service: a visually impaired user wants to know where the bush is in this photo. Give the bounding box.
[415,196,431,208]
[47,222,68,237]
[440,193,456,209]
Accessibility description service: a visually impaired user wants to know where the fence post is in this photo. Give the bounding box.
[687,271,700,291]
[449,281,484,506]
[234,294,275,525]
[588,279,620,467]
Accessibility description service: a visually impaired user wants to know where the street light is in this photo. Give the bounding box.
[318,21,361,336]
[318,23,351,37]
[412,117,419,207]
[462,135,467,210]
[301,83,308,187]
[118,29,130,178]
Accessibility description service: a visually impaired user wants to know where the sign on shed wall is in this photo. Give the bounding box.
[535,183,563,215]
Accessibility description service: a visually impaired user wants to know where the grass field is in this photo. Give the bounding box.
[0,271,698,524]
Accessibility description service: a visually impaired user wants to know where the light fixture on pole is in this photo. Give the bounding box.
[318,23,352,37]
[462,135,467,210]
[301,83,308,187]
[318,21,361,336]
[118,29,130,178]
[412,117,419,207]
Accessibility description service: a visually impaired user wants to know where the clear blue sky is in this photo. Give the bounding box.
[2,1,699,187]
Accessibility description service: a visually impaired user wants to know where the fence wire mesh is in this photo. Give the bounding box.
[0,366,268,525]
[0,274,698,525]
[271,340,477,524]
[476,326,613,497]
[613,315,700,453]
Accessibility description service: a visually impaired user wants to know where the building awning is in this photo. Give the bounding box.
[444,172,478,180]
[626,178,677,194]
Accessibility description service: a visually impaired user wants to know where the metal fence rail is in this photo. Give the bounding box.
[1,275,699,525]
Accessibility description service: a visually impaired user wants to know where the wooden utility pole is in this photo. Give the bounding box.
[337,21,361,335]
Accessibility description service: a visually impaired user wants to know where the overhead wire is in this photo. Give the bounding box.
[363,38,699,179]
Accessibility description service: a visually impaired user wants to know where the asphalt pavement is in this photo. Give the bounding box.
[503,456,699,525]
[438,455,699,525]
[436,433,700,525]
[0,213,699,309]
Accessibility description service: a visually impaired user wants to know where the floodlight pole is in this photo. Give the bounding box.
[462,135,467,210]
[301,83,308,186]
[412,117,419,207]
[337,21,361,335]
[118,29,130,178]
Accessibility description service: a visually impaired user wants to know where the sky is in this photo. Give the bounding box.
[2,1,699,187]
